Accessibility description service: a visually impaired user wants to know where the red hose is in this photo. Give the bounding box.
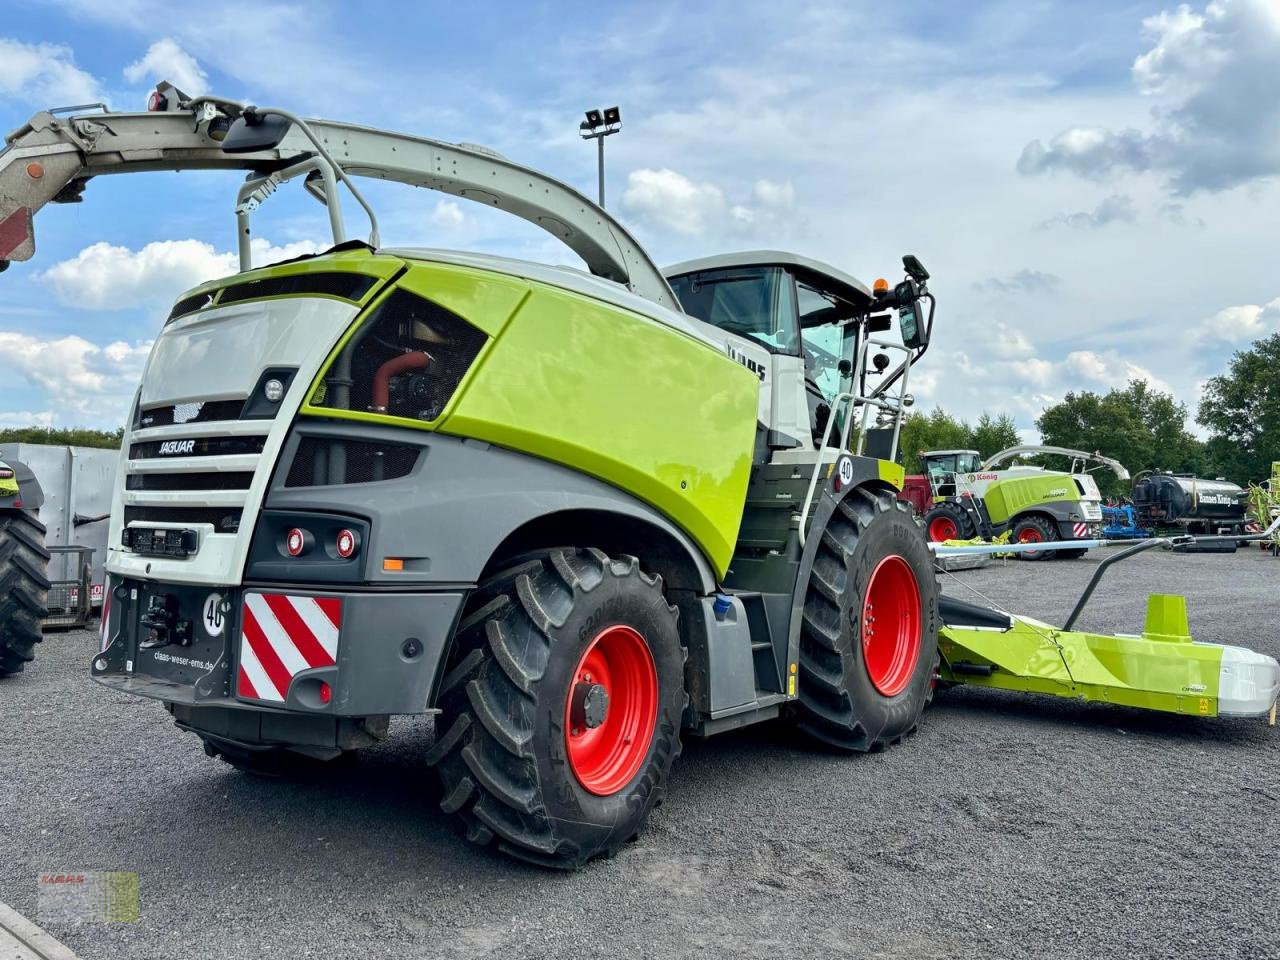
[370,351,431,412]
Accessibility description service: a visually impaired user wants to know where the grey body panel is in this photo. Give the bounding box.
[663,249,873,302]
[93,575,463,716]
[0,456,44,512]
[261,422,719,594]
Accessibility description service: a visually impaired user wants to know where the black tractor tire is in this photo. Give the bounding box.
[1011,515,1058,561]
[794,487,940,751]
[1058,548,1088,560]
[200,736,356,778]
[428,548,685,869]
[922,501,975,543]
[0,511,51,677]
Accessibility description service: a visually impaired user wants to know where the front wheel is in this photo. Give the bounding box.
[923,501,975,543]
[1011,515,1057,561]
[429,548,685,869]
[794,487,939,751]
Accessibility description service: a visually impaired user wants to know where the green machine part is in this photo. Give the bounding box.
[297,256,761,577]
[981,473,1083,526]
[939,594,1226,717]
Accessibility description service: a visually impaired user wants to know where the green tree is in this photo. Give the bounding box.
[1198,332,1280,484]
[969,412,1021,460]
[1036,380,1204,494]
[0,426,124,450]
[896,408,1019,474]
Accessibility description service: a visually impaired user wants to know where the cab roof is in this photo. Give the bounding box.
[662,250,873,303]
[922,450,981,457]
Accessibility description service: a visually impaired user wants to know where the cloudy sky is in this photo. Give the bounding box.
[1,0,1278,437]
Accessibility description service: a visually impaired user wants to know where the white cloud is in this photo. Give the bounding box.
[1064,350,1174,395]
[1018,0,1280,194]
[38,238,321,310]
[0,410,57,428]
[0,332,150,419]
[972,269,1060,294]
[0,37,100,104]
[622,169,796,237]
[1199,296,1280,343]
[622,168,729,236]
[1038,194,1138,230]
[428,201,466,228]
[123,38,208,96]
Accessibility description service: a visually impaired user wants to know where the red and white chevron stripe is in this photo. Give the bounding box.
[1072,522,1088,538]
[99,578,112,653]
[237,592,342,703]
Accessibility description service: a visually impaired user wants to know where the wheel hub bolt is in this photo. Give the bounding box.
[570,681,609,730]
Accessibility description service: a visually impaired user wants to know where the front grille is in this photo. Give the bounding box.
[126,472,255,492]
[167,291,215,322]
[124,506,243,533]
[285,438,421,487]
[129,435,268,460]
[137,399,246,429]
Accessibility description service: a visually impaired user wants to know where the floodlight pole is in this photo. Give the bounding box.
[580,107,621,209]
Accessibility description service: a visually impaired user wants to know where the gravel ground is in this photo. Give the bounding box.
[2,548,1278,960]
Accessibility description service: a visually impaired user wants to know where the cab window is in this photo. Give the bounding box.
[668,266,798,354]
[798,280,854,409]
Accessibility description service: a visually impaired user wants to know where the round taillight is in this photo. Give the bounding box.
[147,90,166,112]
[286,528,307,557]
[335,529,358,559]
[319,681,332,705]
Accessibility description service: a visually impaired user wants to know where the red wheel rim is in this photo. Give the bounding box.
[1018,528,1043,543]
[564,624,658,796]
[861,555,922,697]
[928,517,958,542]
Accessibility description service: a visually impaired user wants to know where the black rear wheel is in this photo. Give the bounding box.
[1011,515,1057,561]
[429,548,685,869]
[0,511,51,677]
[794,487,939,751]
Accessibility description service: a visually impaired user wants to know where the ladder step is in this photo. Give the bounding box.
[751,641,771,651]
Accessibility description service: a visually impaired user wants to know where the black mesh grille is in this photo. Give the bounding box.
[285,437,420,487]
[217,272,378,307]
[137,399,246,429]
[311,288,487,422]
[124,506,243,533]
[167,291,215,322]
[127,472,255,491]
[129,435,267,460]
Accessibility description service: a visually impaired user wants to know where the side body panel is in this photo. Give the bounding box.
[434,278,759,576]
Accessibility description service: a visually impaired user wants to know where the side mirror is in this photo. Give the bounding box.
[895,279,929,349]
[221,112,293,154]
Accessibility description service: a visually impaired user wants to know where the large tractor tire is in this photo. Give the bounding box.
[429,548,685,869]
[923,501,974,543]
[794,487,939,751]
[1011,515,1057,561]
[0,510,51,677]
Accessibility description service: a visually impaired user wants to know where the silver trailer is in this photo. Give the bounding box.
[0,442,115,610]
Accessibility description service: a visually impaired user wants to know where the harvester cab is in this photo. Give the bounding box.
[1,85,1276,870]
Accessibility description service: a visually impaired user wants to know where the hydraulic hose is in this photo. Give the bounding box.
[370,351,431,413]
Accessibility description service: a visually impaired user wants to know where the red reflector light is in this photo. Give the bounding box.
[286,528,307,557]
[335,529,357,559]
[147,91,166,112]
[319,681,332,705]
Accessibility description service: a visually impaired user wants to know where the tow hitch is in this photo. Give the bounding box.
[139,594,194,649]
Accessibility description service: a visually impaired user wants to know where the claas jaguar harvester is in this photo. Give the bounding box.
[2,86,1277,869]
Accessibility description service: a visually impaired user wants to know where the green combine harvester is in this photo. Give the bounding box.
[0,86,1275,868]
